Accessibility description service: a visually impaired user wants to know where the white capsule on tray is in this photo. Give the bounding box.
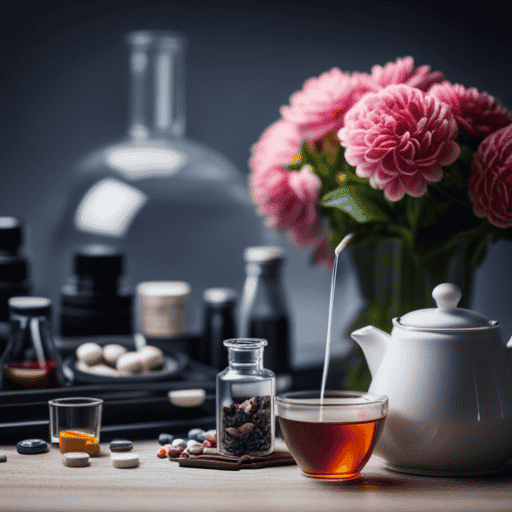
[103,344,128,367]
[116,351,144,374]
[111,452,139,468]
[138,345,165,372]
[76,342,103,366]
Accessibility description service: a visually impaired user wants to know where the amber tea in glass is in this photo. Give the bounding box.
[276,390,388,481]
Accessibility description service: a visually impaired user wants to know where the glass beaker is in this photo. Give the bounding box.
[1,297,65,390]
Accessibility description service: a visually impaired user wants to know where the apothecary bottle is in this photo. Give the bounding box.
[1,297,65,391]
[39,30,266,334]
[216,338,275,457]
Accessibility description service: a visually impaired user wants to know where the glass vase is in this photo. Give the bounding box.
[334,233,489,391]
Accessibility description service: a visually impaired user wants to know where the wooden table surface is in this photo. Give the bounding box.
[1,439,511,512]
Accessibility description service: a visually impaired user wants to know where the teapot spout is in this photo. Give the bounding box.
[350,326,391,378]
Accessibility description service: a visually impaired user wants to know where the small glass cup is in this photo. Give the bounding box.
[275,390,388,481]
[48,397,103,444]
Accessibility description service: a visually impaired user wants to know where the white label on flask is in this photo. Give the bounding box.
[75,178,148,237]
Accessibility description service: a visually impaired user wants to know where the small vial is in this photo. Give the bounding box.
[216,338,275,457]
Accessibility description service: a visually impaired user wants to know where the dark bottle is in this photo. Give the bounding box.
[1,297,65,391]
[59,244,133,337]
[200,288,237,369]
[239,247,292,389]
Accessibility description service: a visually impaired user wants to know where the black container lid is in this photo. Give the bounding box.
[0,217,21,251]
[74,244,123,279]
[8,297,51,317]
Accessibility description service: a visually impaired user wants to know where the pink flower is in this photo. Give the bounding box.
[280,68,379,143]
[428,82,512,141]
[468,125,512,228]
[249,120,330,260]
[371,56,444,92]
[338,84,460,201]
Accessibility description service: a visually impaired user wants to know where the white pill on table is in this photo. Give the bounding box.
[76,343,103,366]
[138,345,165,372]
[172,438,187,449]
[111,452,139,468]
[63,452,90,467]
[187,441,203,455]
[116,351,143,374]
[103,344,128,367]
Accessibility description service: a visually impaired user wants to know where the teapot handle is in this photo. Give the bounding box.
[506,336,512,370]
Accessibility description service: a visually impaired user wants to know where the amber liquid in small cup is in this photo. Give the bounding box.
[278,416,385,480]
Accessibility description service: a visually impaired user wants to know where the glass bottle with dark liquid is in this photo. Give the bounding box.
[1,297,65,391]
[239,247,292,391]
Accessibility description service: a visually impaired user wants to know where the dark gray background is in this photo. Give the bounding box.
[2,1,512,351]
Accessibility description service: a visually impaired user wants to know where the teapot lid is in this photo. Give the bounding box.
[399,283,490,329]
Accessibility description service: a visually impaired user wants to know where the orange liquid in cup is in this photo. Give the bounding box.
[278,416,385,480]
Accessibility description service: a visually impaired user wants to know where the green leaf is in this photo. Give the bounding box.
[322,185,391,224]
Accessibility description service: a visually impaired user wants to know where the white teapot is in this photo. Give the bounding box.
[351,283,512,476]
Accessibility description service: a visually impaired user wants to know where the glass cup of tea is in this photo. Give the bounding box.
[275,390,388,481]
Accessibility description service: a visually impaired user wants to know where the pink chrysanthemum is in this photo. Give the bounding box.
[280,68,379,143]
[249,120,331,265]
[428,82,512,141]
[338,84,460,202]
[468,125,512,228]
[371,56,444,92]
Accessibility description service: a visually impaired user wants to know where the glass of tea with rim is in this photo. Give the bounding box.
[275,390,388,481]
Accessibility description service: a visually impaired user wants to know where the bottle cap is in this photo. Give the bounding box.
[8,296,52,317]
[0,217,21,251]
[74,245,123,279]
[244,247,284,263]
[203,288,237,306]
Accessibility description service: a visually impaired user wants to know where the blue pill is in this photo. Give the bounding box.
[17,439,48,454]
[158,433,174,446]
[187,428,207,442]
[109,439,133,452]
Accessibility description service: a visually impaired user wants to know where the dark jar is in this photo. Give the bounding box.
[216,338,275,457]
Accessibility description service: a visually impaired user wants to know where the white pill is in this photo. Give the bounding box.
[103,344,128,367]
[203,447,218,455]
[138,345,165,372]
[63,452,90,467]
[187,442,203,455]
[116,352,143,374]
[76,343,103,366]
[111,452,139,468]
[171,438,187,449]
[168,389,206,407]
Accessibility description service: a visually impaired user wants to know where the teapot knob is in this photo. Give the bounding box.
[432,283,462,311]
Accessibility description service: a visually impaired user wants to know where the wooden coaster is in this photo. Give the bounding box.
[177,448,296,471]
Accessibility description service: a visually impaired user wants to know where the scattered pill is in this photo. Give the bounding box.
[187,428,206,442]
[157,448,167,459]
[76,342,103,366]
[187,442,203,455]
[16,439,48,454]
[167,446,183,458]
[0,454,6,463]
[158,433,174,445]
[112,452,139,468]
[62,452,90,467]
[109,439,133,452]
[102,344,128,366]
[171,438,187,449]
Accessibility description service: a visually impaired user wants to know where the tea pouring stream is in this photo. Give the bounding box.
[351,283,512,476]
